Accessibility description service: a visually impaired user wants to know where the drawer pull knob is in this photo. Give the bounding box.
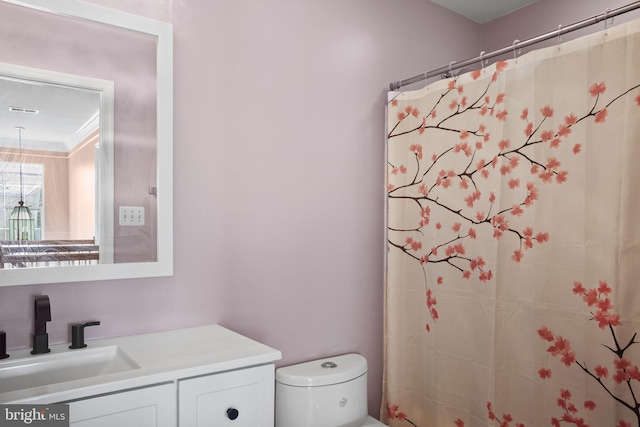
[226,407,239,420]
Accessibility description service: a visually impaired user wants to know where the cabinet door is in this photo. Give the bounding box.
[67,383,176,427]
[179,364,274,427]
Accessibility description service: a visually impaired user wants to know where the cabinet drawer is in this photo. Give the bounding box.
[179,364,274,427]
[67,383,176,427]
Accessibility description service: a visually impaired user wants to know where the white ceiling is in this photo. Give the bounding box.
[0,77,99,153]
[431,0,540,24]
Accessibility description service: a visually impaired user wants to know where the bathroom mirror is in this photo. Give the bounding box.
[0,0,173,286]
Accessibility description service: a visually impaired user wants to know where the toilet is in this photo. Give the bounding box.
[275,353,387,427]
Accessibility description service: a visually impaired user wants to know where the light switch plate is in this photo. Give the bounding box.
[119,206,145,226]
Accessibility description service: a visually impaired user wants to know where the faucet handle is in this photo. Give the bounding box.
[69,321,101,349]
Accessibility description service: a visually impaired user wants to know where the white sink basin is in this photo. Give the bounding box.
[0,346,140,394]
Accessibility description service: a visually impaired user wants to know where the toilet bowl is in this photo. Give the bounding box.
[275,353,387,427]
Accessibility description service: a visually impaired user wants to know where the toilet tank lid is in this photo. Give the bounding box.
[276,353,367,387]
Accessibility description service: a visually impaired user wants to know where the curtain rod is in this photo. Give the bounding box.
[389,1,640,91]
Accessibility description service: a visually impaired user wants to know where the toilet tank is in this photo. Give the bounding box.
[275,353,369,427]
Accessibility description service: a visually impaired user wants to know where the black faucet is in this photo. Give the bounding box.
[69,321,101,349]
[0,331,9,359]
[31,295,51,355]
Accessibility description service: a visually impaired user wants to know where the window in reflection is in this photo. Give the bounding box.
[0,162,43,240]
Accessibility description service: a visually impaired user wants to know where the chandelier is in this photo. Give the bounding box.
[9,126,35,241]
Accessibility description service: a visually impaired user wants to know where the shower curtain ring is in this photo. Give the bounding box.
[479,51,485,69]
[557,25,562,46]
[604,8,613,30]
[449,61,456,77]
[512,39,521,59]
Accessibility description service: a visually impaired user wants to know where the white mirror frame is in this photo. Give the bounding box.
[1,0,173,286]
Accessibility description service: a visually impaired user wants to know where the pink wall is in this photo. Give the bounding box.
[7,0,637,418]
[68,137,96,240]
[43,154,70,240]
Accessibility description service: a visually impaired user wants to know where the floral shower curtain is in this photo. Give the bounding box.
[383,18,640,427]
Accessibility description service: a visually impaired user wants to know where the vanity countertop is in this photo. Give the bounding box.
[0,324,282,404]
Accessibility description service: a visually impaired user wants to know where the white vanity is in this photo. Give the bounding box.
[0,325,282,426]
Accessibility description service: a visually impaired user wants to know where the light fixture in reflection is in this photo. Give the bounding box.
[9,126,35,241]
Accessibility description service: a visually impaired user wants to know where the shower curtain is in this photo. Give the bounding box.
[383,18,640,427]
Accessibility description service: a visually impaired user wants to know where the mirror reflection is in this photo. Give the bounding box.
[0,69,109,269]
[0,0,173,285]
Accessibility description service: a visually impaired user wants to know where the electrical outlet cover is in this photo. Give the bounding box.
[119,206,145,226]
